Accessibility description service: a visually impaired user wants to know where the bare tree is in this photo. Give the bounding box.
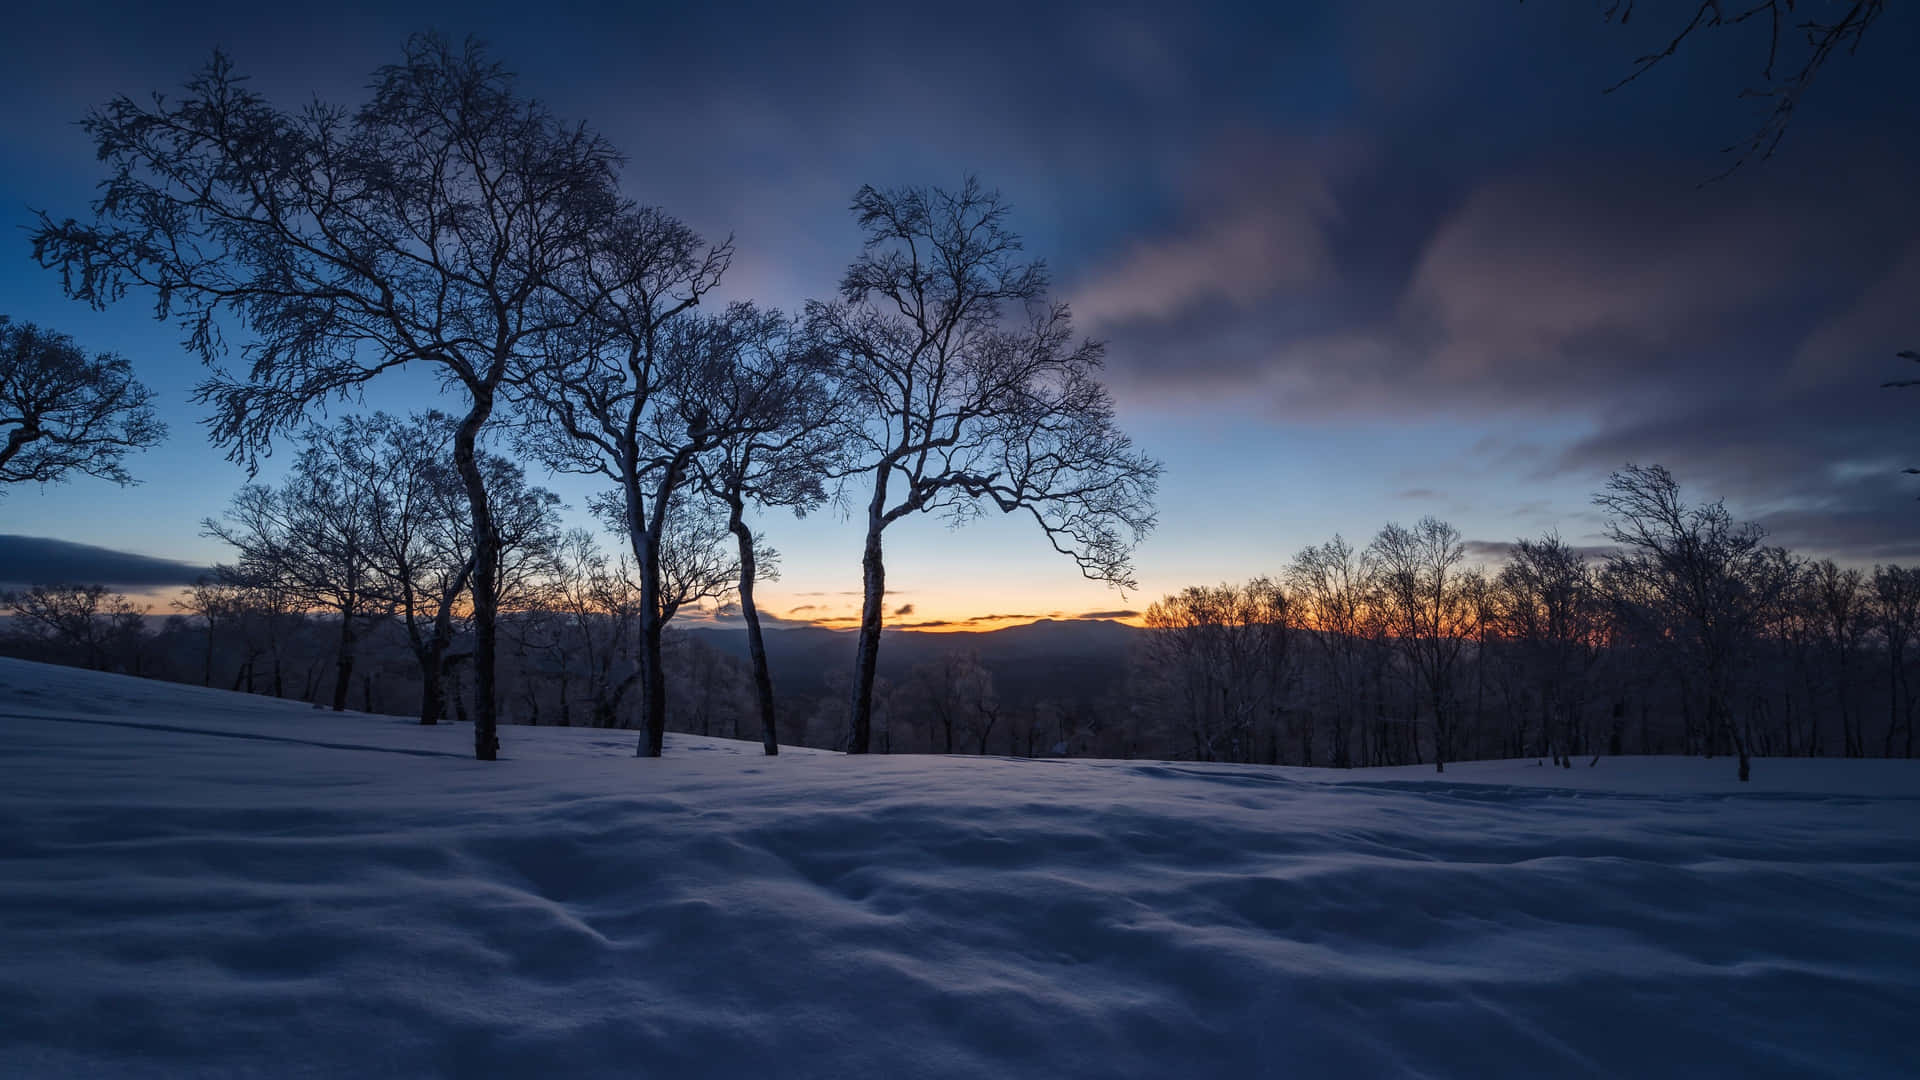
[2,584,145,671]
[1140,580,1293,763]
[541,530,646,729]
[694,309,846,756]
[1870,563,1920,757]
[1287,536,1374,768]
[333,412,563,724]
[0,317,164,492]
[32,36,621,760]
[810,178,1160,753]
[1809,559,1870,756]
[204,429,387,713]
[174,579,245,687]
[1370,518,1473,773]
[1495,533,1608,765]
[517,206,736,757]
[650,492,742,626]
[1596,464,1791,780]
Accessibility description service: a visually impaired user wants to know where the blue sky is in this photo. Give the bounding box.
[2,0,1916,626]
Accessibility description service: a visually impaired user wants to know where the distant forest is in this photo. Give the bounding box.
[6,463,1915,777]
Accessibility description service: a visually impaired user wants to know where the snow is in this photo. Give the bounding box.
[2,657,1917,1078]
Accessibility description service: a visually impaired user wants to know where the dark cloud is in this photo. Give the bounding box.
[1077,610,1141,620]
[892,603,914,617]
[0,535,208,587]
[1083,145,1920,561]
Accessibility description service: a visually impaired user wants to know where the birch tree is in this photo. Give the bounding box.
[810,178,1160,754]
[694,309,845,755]
[32,36,620,759]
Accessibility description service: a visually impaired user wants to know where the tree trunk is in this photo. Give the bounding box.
[418,644,445,725]
[453,394,499,761]
[729,499,780,756]
[632,487,667,758]
[638,594,667,757]
[847,490,888,754]
[331,607,356,713]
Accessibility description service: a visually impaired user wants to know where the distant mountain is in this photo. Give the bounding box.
[684,618,1143,706]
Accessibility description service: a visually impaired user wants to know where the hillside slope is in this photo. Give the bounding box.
[2,658,1916,1078]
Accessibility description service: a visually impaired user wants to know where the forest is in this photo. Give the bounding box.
[6,459,1915,782]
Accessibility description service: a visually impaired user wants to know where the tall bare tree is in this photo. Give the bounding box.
[530,266,829,756]
[810,178,1160,753]
[32,36,621,759]
[694,309,845,755]
[0,317,164,493]
[1596,464,1790,781]
[518,204,739,756]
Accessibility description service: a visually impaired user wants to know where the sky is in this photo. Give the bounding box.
[1,0,1916,629]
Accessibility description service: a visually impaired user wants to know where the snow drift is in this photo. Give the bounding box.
[2,657,1916,1078]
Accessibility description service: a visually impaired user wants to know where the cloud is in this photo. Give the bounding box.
[1077,609,1140,620]
[1070,139,1353,330]
[1396,488,1439,499]
[0,535,209,588]
[892,603,915,617]
[1083,145,1920,563]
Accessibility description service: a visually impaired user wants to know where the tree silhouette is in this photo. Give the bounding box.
[810,178,1160,754]
[338,412,563,725]
[31,36,621,760]
[1,584,145,671]
[0,317,164,493]
[517,212,806,757]
[204,432,385,713]
[1370,518,1474,774]
[1595,464,1792,781]
[693,309,845,756]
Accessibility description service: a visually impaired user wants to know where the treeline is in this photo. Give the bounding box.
[19,35,1158,759]
[8,463,1917,783]
[1128,465,1918,779]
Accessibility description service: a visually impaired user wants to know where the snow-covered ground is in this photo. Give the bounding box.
[2,657,1916,1078]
